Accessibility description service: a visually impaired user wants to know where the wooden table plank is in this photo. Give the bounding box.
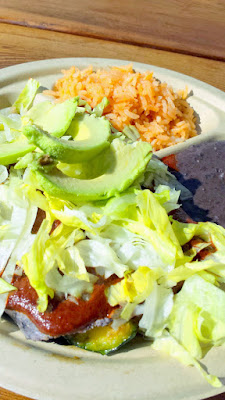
[0,22,224,400]
[0,0,225,61]
[0,387,31,400]
[0,386,224,400]
[0,23,224,91]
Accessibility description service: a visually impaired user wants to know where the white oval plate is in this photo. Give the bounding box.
[0,58,225,400]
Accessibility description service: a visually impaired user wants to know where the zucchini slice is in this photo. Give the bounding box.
[66,321,137,355]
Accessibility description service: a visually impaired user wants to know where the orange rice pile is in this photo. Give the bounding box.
[48,64,197,151]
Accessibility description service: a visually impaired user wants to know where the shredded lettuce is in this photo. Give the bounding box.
[21,219,55,312]
[91,224,169,272]
[13,79,40,114]
[123,125,140,141]
[0,278,16,294]
[107,267,160,320]
[45,268,97,298]
[0,165,8,183]
[0,175,38,316]
[0,176,37,276]
[157,274,225,387]
[75,239,128,278]
[59,245,88,281]
[21,218,90,311]
[49,201,108,234]
[78,98,92,113]
[41,187,182,277]
[167,220,225,284]
[152,331,221,388]
[0,112,22,143]
[92,97,109,117]
[154,184,180,213]
[126,189,183,266]
[169,275,225,349]
[142,156,192,201]
[139,283,173,338]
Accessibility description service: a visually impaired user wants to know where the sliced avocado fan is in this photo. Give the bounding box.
[31,138,152,202]
[26,97,78,137]
[23,113,111,163]
[0,142,36,166]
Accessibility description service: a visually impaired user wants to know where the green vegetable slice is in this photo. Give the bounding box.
[0,142,36,165]
[26,98,78,137]
[29,139,152,202]
[23,113,111,163]
[66,321,137,355]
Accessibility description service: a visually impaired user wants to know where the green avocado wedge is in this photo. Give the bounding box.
[23,114,111,163]
[0,142,36,166]
[26,97,78,137]
[31,138,152,202]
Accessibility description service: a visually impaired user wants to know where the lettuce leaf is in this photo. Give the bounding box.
[139,283,173,338]
[169,275,225,349]
[154,184,180,213]
[0,112,22,143]
[92,97,109,117]
[152,331,221,388]
[21,218,90,311]
[142,156,192,201]
[126,190,183,266]
[0,165,8,183]
[45,268,97,298]
[0,278,16,294]
[0,176,37,275]
[13,79,40,114]
[21,218,55,312]
[107,267,160,320]
[94,224,169,272]
[168,220,225,284]
[0,175,38,316]
[123,125,140,141]
[49,200,108,234]
[160,274,225,386]
[75,238,128,278]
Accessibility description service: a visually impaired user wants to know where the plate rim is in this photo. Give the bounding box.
[1,57,225,101]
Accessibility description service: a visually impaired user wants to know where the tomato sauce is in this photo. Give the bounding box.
[162,154,178,171]
[183,237,217,261]
[6,274,119,337]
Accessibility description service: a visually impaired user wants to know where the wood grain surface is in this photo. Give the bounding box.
[0,0,224,61]
[0,387,31,400]
[0,385,224,400]
[0,18,225,400]
[0,23,225,91]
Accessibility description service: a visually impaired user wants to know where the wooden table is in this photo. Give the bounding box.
[0,1,224,399]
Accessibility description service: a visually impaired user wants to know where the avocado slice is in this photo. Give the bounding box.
[26,98,78,137]
[23,114,111,163]
[0,142,36,166]
[31,138,152,202]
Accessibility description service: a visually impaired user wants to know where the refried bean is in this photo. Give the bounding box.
[163,141,225,227]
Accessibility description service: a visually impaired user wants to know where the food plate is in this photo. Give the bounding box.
[0,58,225,400]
